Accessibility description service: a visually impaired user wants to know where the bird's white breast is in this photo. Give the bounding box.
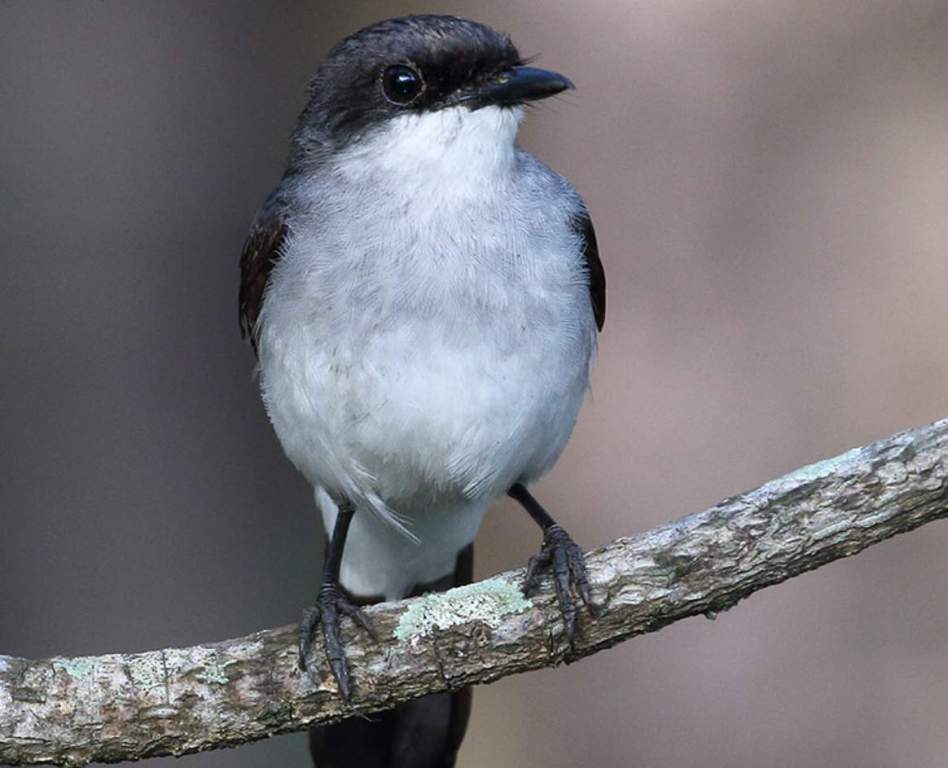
[257,106,597,597]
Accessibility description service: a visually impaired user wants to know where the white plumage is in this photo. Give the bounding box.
[256,106,597,600]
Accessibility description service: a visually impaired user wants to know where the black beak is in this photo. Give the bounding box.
[462,66,575,109]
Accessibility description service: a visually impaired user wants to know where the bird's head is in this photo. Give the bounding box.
[291,15,573,173]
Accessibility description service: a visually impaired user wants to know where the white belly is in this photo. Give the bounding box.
[258,299,593,598]
[262,310,590,506]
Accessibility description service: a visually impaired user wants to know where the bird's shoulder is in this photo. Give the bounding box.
[515,152,606,332]
[238,187,294,351]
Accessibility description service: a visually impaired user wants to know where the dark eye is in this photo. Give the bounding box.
[381,64,424,105]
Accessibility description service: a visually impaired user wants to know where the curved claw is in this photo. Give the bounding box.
[338,598,378,642]
[523,524,601,649]
[524,548,553,595]
[299,604,321,671]
[298,585,377,702]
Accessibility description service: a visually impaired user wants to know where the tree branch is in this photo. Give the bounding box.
[3,419,948,766]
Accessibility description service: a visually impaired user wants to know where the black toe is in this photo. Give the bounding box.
[299,584,376,702]
[523,524,599,650]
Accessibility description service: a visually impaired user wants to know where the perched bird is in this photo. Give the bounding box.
[239,14,605,767]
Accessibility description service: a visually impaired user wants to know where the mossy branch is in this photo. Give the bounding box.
[3,419,948,766]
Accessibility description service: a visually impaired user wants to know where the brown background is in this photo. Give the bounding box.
[2,2,947,766]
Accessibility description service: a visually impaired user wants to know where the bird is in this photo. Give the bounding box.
[238,14,605,768]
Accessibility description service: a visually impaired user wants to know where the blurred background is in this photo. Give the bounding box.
[2,1,947,766]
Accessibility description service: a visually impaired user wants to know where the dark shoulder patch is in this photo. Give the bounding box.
[575,211,606,331]
[238,216,288,353]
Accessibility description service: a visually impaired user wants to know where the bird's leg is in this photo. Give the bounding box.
[508,483,601,650]
[299,499,376,702]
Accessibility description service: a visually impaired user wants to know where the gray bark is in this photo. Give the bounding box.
[2,419,948,766]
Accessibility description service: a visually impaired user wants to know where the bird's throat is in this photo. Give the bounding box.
[334,105,523,194]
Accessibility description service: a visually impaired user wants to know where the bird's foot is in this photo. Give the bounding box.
[524,524,601,650]
[299,584,376,702]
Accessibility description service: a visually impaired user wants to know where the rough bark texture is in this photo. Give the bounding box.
[3,419,948,766]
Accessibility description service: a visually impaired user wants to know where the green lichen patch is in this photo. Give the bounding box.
[395,576,531,643]
[54,658,95,679]
[193,653,237,686]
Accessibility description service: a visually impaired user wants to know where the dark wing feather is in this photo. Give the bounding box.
[575,210,606,331]
[238,215,288,353]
